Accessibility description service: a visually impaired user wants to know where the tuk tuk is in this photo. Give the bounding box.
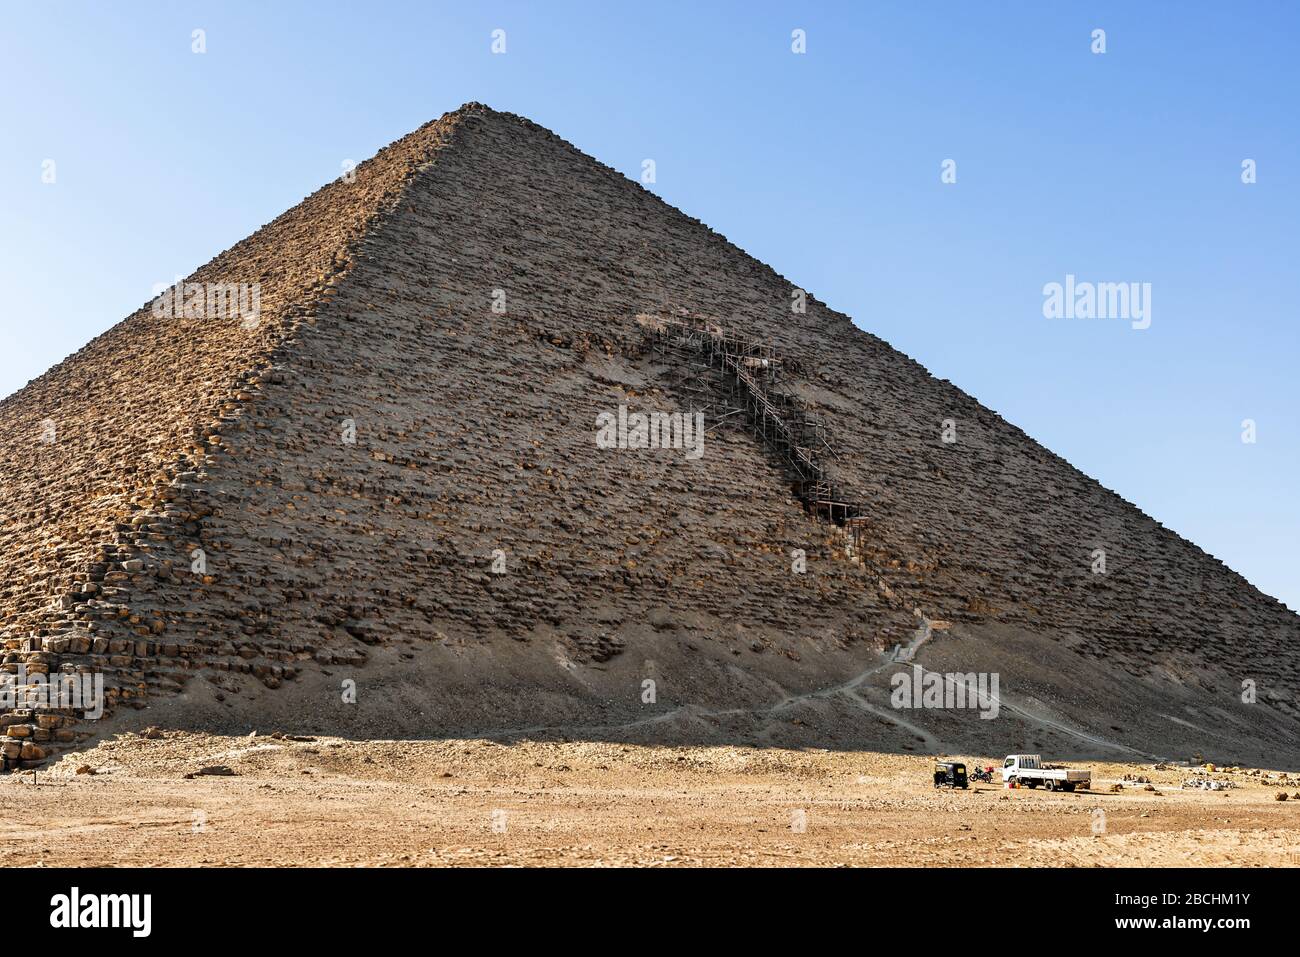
[933,760,968,789]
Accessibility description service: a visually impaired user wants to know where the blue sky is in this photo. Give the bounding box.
[2,2,1296,609]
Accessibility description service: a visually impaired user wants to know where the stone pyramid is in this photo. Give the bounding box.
[2,104,1296,770]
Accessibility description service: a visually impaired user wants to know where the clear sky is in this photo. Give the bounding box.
[2,2,1296,609]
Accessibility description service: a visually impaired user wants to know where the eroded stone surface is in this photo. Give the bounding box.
[1,104,1296,767]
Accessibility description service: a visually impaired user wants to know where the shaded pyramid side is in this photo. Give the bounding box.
[99,107,1300,760]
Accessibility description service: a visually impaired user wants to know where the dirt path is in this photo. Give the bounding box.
[2,732,1297,867]
[478,608,943,742]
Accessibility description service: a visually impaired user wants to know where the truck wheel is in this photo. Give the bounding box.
[1045,780,1056,792]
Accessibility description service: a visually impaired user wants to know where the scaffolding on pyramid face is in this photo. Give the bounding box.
[648,316,868,542]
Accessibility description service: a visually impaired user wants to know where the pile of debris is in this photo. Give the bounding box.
[1181,776,1235,791]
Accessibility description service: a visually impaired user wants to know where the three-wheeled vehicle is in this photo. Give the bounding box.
[933,760,968,789]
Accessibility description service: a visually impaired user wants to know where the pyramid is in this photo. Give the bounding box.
[2,103,1296,770]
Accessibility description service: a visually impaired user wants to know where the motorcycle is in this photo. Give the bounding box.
[970,765,993,784]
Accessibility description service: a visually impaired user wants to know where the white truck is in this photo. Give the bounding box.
[1001,754,1091,792]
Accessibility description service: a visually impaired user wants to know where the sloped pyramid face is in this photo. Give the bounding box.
[2,104,1296,769]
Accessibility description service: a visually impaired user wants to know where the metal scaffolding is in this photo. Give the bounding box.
[651,316,866,529]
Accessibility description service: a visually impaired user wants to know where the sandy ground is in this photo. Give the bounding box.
[2,731,1298,867]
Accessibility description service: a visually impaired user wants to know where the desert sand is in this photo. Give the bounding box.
[4,731,1297,867]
